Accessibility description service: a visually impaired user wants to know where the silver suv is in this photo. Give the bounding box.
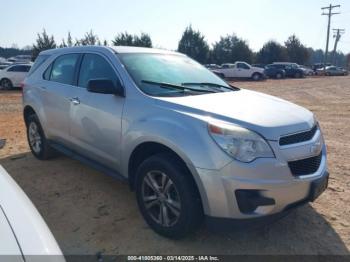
[23,46,328,238]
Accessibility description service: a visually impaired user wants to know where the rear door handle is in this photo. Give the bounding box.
[70,97,80,105]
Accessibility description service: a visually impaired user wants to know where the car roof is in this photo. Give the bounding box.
[40,45,182,56]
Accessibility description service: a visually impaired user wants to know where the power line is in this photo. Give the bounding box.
[321,4,341,64]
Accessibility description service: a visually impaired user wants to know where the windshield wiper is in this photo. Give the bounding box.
[141,80,216,93]
[181,82,239,91]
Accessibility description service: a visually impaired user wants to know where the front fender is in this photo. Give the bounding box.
[121,106,232,177]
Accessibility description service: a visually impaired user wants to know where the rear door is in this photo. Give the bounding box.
[16,65,31,84]
[41,53,81,145]
[69,52,125,170]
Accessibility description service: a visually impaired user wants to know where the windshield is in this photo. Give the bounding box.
[117,53,233,97]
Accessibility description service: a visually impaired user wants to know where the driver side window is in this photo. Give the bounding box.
[78,53,121,89]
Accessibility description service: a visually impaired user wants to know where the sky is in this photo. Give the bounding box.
[0,0,349,53]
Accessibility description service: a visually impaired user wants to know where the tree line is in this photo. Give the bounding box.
[0,26,349,67]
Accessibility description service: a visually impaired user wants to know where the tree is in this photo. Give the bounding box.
[177,26,209,64]
[134,33,152,48]
[76,30,100,46]
[256,40,288,64]
[32,29,56,60]
[284,35,309,65]
[112,32,152,47]
[211,34,253,64]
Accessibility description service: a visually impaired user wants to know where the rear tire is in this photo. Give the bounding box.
[295,72,301,78]
[26,114,57,160]
[135,153,203,239]
[0,78,13,90]
[276,73,282,79]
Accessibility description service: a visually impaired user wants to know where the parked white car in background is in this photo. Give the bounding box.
[0,64,31,90]
[213,61,265,80]
[0,166,64,261]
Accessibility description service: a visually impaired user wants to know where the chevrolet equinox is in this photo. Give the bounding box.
[23,46,329,238]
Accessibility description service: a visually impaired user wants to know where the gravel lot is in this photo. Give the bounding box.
[0,76,349,256]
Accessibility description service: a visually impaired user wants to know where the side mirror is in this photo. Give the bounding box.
[87,79,124,96]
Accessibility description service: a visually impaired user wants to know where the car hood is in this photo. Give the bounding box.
[252,66,265,73]
[155,89,315,140]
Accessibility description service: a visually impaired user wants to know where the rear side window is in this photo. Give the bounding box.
[7,66,20,72]
[28,55,49,76]
[48,54,80,85]
[78,53,120,88]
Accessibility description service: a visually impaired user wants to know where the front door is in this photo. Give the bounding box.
[236,62,252,78]
[70,53,125,170]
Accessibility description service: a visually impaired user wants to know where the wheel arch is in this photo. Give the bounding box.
[127,141,209,213]
[23,105,37,126]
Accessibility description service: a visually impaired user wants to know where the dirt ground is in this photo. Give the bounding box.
[0,76,349,256]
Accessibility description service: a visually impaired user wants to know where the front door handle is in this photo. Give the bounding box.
[70,97,80,105]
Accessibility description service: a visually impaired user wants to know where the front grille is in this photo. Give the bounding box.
[288,152,322,176]
[279,125,318,146]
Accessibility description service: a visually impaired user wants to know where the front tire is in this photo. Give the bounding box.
[276,72,282,79]
[252,73,261,81]
[26,114,57,160]
[135,154,203,239]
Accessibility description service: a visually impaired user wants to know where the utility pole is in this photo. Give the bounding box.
[332,29,345,65]
[321,4,341,65]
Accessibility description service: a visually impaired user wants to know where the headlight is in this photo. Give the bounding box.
[208,121,274,162]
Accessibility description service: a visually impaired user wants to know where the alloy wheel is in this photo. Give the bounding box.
[28,122,42,154]
[142,170,181,227]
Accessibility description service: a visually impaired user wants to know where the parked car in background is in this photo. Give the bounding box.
[312,63,331,72]
[23,46,328,238]
[213,61,266,80]
[318,66,349,76]
[7,55,32,64]
[264,64,286,79]
[0,64,31,89]
[0,165,64,260]
[204,64,221,70]
[272,63,304,78]
[300,65,314,76]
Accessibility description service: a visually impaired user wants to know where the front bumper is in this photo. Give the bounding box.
[205,171,328,231]
[195,131,328,220]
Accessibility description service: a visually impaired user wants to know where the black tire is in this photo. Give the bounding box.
[295,72,301,78]
[252,73,261,81]
[26,114,57,160]
[135,153,203,239]
[276,73,282,79]
[0,78,13,90]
